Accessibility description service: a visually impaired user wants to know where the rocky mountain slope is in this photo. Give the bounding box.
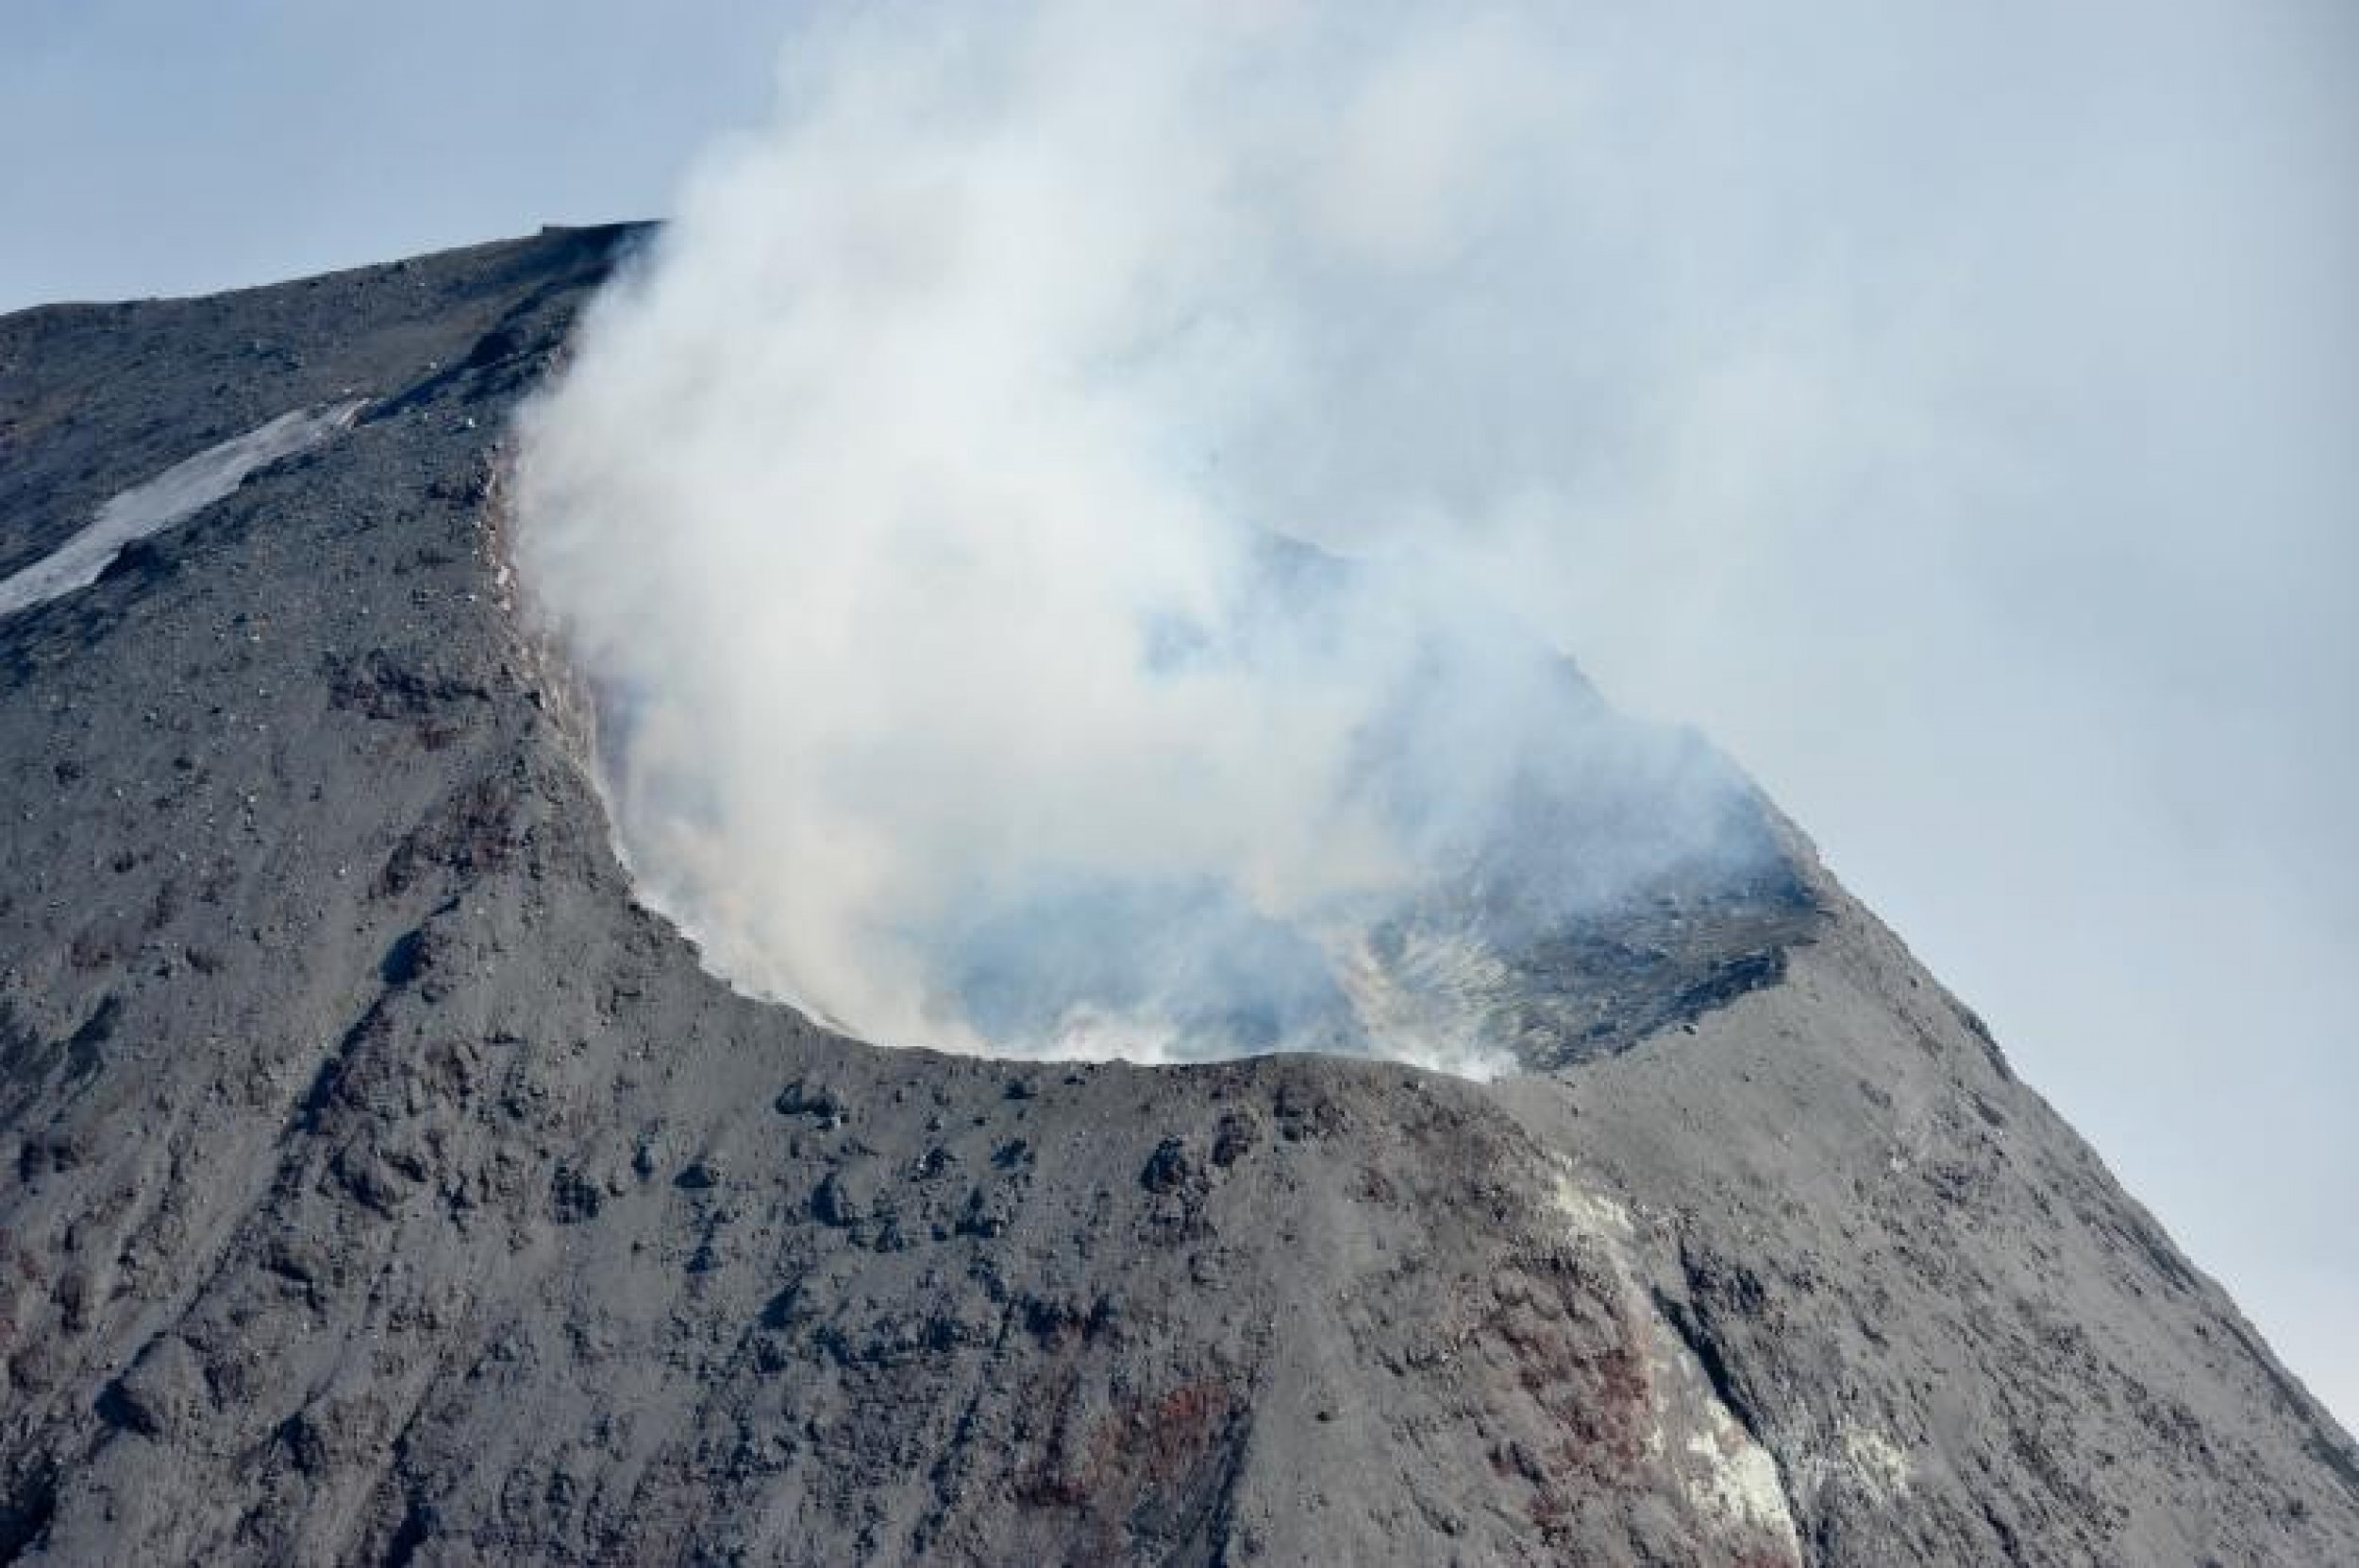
[3,228,2354,1565]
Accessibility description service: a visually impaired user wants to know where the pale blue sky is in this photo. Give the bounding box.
[0,0,802,309]
[5,1,2353,1429]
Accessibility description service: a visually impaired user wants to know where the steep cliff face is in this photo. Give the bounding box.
[2,230,2353,1566]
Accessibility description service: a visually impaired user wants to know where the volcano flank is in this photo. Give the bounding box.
[2,227,2355,1565]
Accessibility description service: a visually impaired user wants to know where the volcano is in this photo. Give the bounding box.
[2,227,2354,1565]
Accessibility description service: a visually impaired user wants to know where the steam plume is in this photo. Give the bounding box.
[513,4,1787,1070]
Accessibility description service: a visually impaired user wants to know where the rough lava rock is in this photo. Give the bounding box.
[2,228,2355,1565]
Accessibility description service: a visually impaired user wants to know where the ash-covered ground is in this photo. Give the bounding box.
[2,229,2355,1565]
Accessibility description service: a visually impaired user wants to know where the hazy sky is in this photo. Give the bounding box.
[5,1,2352,1429]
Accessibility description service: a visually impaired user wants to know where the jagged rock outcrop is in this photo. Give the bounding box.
[3,228,2354,1564]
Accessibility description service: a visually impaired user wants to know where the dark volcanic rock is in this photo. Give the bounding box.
[2,229,2355,1565]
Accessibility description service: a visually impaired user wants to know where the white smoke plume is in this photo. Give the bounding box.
[512,1,2091,1069]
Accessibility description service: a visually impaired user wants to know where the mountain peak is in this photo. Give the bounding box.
[2,232,2352,1565]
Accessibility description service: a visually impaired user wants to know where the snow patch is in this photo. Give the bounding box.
[1548,1169,1639,1246]
[1794,1417,1915,1505]
[0,400,365,621]
[1548,1162,1803,1562]
[1842,1419,1915,1499]
[1685,1406,1800,1547]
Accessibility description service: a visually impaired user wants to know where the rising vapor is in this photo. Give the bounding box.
[510,3,1854,1068]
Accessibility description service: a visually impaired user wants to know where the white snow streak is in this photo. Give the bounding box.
[0,400,364,620]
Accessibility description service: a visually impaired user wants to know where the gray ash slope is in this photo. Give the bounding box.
[1,228,2352,1567]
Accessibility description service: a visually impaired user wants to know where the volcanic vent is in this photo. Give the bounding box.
[510,9,1836,1075]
